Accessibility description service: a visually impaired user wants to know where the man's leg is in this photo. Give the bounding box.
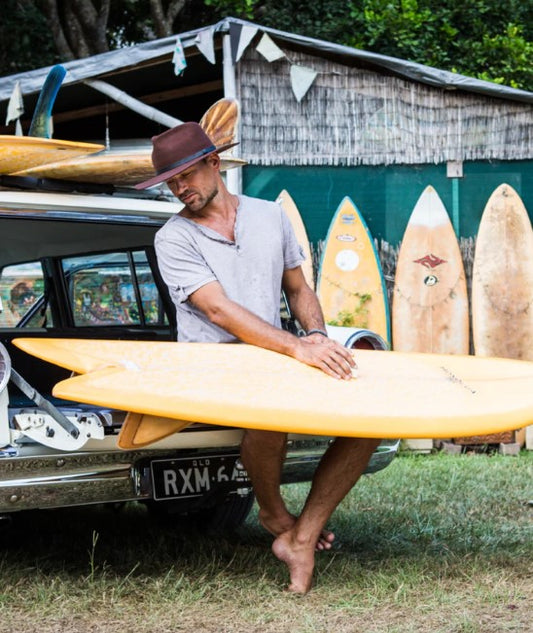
[272,436,380,593]
[240,429,290,534]
[240,430,334,549]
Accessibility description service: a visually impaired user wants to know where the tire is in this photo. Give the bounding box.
[146,489,255,534]
[192,490,255,533]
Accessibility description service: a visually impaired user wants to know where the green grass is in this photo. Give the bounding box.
[0,452,531,632]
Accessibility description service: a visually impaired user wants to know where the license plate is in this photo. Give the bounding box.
[150,454,249,501]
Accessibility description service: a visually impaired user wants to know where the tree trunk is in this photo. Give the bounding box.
[149,0,187,38]
[71,0,110,54]
[41,0,111,59]
[42,0,75,60]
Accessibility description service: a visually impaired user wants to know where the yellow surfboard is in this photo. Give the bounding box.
[392,186,469,354]
[276,190,315,289]
[316,197,390,343]
[13,338,533,444]
[0,136,104,175]
[472,184,533,361]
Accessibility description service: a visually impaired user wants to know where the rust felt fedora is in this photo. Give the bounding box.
[135,122,238,190]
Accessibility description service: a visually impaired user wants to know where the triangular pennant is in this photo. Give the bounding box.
[255,33,286,62]
[195,27,216,64]
[172,37,187,75]
[290,64,318,102]
[5,81,24,131]
[235,25,259,62]
[229,22,242,64]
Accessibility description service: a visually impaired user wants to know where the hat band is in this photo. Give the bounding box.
[155,144,216,176]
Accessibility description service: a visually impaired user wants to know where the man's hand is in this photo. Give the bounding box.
[281,268,357,379]
[293,335,356,380]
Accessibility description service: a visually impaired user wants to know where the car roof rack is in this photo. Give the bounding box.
[0,175,171,201]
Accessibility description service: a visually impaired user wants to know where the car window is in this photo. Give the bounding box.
[133,251,166,326]
[62,250,166,327]
[0,262,51,328]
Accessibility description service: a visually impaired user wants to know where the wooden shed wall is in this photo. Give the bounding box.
[238,48,533,166]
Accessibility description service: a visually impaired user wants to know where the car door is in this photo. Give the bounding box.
[0,246,174,399]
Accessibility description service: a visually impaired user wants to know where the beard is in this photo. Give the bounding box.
[180,184,219,214]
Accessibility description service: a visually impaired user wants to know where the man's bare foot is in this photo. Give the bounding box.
[272,530,316,594]
[258,509,334,551]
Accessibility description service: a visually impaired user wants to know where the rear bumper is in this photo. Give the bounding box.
[0,437,399,513]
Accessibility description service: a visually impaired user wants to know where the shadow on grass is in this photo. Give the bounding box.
[0,503,262,575]
[0,453,531,586]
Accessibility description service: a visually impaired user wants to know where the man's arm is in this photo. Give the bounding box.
[188,280,355,380]
[281,266,327,335]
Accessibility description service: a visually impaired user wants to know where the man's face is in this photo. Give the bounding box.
[165,155,219,213]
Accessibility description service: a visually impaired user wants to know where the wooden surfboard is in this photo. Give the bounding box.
[276,190,314,288]
[392,185,469,354]
[12,149,153,185]
[12,96,246,185]
[13,338,533,445]
[0,136,105,175]
[11,150,247,185]
[316,197,390,344]
[472,184,533,361]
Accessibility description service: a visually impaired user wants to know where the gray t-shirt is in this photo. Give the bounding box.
[154,194,304,342]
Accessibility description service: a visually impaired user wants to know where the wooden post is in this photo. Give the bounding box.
[222,33,242,195]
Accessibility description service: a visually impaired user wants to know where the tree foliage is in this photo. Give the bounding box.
[0,1,58,74]
[1,0,532,91]
[211,0,533,90]
[346,0,533,89]
[0,0,219,73]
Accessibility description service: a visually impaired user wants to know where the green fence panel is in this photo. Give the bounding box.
[243,161,533,245]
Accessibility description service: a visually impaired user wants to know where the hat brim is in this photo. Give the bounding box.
[135,141,238,190]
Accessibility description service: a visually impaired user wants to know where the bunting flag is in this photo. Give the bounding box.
[235,25,258,62]
[195,27,216,64]
[290,65,318,102]
[255,33,286,62]
[5,81,24,135]
[229,22,242,64]
[172,37,187,75]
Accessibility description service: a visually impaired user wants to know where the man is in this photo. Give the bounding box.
[136,122,379,593]
[4,282,36,326]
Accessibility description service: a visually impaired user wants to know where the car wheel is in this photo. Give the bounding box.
[192,490,255,533]
[146,489,255,534]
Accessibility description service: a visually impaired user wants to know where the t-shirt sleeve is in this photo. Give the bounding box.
[280,206,306,270]
[155,232,216,304]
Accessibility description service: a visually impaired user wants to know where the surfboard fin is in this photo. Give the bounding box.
[29,65,67,138]
[118,412,192,449]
